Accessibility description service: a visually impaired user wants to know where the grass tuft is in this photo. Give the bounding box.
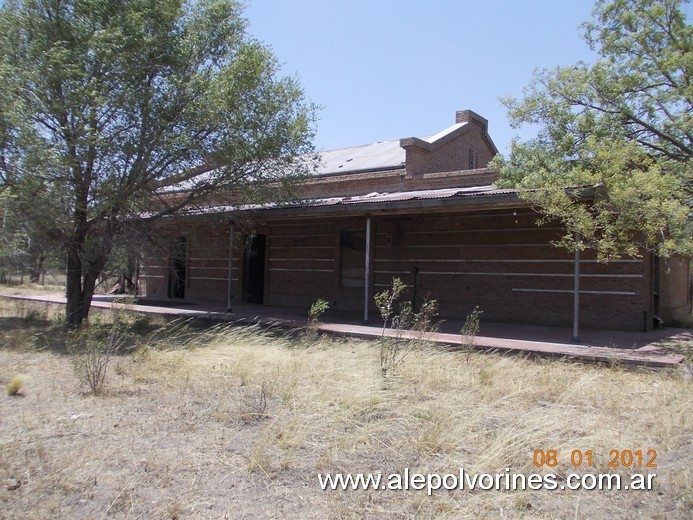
[6,375,24,396]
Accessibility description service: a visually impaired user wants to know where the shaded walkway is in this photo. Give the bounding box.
[2,292,688,369]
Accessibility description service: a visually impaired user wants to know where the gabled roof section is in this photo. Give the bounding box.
[399,110,498,154]
[399,122,466,151]
[316,109,499,178]
[317,139,406,176]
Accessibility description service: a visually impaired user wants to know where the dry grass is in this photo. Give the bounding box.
[5,375,24,397]
[652,334,693,364]
[0,316,691,518]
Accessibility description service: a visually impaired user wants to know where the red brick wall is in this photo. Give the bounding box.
[140,218,241,304]
[142,209,656,331]
[371,210,651,331]
[298,170,407,199]
[404,119,496,177]
[264,218,338,308]
[658,255,691,322]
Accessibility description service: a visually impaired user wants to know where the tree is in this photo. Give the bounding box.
[0,185,53,283]
[0,0,317,326]
[493,0,692,260]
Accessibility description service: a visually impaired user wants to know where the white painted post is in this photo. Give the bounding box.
[572,232,581,343]
[364,217,372,324]
[227,224,234,312]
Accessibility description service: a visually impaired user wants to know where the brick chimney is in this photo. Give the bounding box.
[455,109,489,128]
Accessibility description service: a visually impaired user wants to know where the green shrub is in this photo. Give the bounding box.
[460,306,483,360]
[306,298,330,341]
[374,278,439,377]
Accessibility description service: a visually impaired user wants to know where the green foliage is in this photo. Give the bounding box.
[0,173,67,285]
[131,313,153,334]
[374,277,440,377]
[306,298,329,341]
[494,0,692,260]
[460,306,483,361]
[0,0,317,326]
[374,277,407,323]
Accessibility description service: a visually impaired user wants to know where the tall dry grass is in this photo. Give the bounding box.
[0,323,690,518]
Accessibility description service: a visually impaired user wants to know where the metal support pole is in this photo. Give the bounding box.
[572,232,581,343]
[227,224,234,312]
[364,217,372,324]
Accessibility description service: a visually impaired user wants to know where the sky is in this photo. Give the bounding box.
[244,0,601,155]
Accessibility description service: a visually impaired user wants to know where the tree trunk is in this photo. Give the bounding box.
[124,252,138,294]
[65,246,110,328]
[64,219,116,328]
[65,247,88,328]
[28,251,46,284]
[28,271,40,284]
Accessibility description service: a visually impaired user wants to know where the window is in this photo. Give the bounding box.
[168,236,186,298]
[340,230,366,287]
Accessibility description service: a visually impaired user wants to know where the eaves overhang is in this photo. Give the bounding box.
[163,185,596,222]
[253,190,526,220]
[175,186,533,222]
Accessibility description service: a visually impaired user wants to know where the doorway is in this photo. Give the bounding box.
[168,236,187,299]
[243,234,266,304]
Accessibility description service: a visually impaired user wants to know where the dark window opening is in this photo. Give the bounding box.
[168,237,186,299]
[340,230,366,287]
[243,234,266,304]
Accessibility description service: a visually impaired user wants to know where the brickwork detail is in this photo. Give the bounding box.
[140,109,690,332]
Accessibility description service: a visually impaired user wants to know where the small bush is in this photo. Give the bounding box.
[131,313,152,334]
[375,278,439,377]
[6,375,24,396]
[236,382,270,424]
[24,308,42,323]
[110,295,137,324]
[69,323,128,394]
[460,306,483,360]
[306,298,330,341]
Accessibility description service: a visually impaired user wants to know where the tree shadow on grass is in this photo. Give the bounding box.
[0,317,68,353]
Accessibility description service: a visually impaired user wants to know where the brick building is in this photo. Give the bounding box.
[141,110,691,331]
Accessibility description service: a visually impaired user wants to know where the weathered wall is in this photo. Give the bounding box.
[140,218,242,305]
[141,208,658,331]
[401,111,497,177]
[264,218,338,309]
[371,210,652,331]
[658,255,691,323]
[403,122,495,176]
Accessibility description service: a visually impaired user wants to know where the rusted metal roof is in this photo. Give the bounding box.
[182,185,519,217]
[340,185,496,204]
[298,185,517,208]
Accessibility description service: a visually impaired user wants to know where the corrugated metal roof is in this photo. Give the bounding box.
[315,185,502,205]
[181,185,517,217]
[316,121,469,175]
[341,186,491,204]
[165,121,470,190]
[317,139,405,175]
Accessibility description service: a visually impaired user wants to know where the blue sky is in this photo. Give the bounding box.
[244,0,600,154]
